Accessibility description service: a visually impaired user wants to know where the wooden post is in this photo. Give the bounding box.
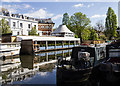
[62,41,64,48]
[74,41,76,47]
[46,41,48,50]
[68,41,70,47]
[46,52,48,61]
[55,41,56,49]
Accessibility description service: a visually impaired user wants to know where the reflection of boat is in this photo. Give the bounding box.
[57,46,106,85]
[57,66,92,86]
[90,40,120,86]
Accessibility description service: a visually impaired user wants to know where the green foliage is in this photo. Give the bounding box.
[68,12,91,42]
[62,12,91,42]
[81,28,91,40]
[99,35,107,40]
[105,7,117,40]
[29,27,38,36]
[90,28,98,40]
[62,13,70,25]
[74,34,78,38]
[2,73,8,80]
[0,17,11,34]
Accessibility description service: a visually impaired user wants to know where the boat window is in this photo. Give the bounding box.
[109,49,120,58]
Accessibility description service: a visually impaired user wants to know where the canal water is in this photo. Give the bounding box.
[1,49,72,86]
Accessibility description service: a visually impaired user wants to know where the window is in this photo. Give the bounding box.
[46,26,49,29]
[17,32,19,35]
[41,26,44,28]
[28,24,31,28]
[17,21,19,28]
[13,22,16,27]
[34,25,36,29]
[20,23,23,28]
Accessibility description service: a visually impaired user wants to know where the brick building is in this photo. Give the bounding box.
[36,18,55,36]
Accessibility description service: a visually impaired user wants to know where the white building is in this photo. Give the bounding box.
[52,24,74,37]
[0,11,38,36]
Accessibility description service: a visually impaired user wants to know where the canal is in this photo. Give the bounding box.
[1,49,72,86]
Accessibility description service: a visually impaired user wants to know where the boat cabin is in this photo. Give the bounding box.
[106,40,120,63]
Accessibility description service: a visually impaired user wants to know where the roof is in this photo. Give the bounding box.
[17,36,80,41]
[36,18,54,24]
[52,25,73,34]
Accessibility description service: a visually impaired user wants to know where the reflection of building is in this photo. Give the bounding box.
[0,10,38,36]
[36,18,55,36]
[52,25,74,37]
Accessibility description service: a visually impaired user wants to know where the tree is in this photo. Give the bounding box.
[62,13,70,25]
[105,7,117,40]
[94,20,106,39]
[90,28,98,40]
[29,27,37,35]
[69,12,91,43]
[0,17,11,34]
[81,28,91,40]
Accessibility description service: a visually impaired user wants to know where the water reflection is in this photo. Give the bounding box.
[12,64,56,85]
[20,55,34,69]
[1,49,72,85]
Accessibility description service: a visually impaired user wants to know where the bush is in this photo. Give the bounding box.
[99,35,107,40]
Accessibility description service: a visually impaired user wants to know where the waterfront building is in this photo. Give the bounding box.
[0,10,38,36]
[52,25,74,37]
[36,18,55,36]
[16,24,80,51]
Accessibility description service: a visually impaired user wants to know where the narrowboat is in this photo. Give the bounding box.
[57,45,106,86]
[90,40,120,86]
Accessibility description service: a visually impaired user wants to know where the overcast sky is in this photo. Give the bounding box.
[0,0,119,28]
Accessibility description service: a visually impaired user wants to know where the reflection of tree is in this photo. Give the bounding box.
[39,63,55,72]
[2,73,8,80]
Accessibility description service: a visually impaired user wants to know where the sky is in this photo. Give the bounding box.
[0,0,119,28]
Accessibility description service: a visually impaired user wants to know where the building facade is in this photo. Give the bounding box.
[36,18,55,36]
[0,10,38,36]
[0,9,55,36]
